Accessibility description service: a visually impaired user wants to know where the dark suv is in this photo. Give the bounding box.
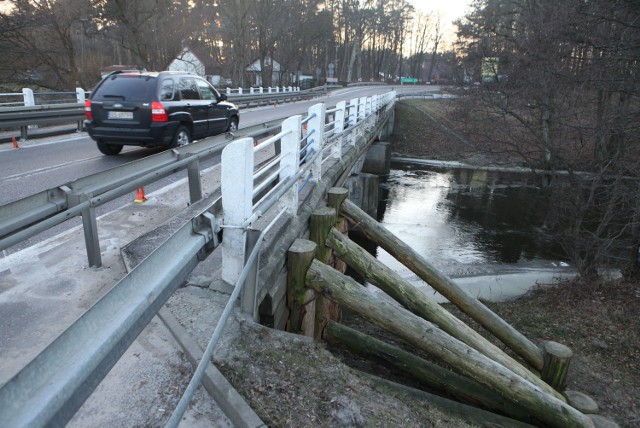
[84,71,239,155]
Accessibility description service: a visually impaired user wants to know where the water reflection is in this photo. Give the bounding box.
[368,164,573,301]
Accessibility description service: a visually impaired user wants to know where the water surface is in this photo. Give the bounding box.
[368,164,574,302]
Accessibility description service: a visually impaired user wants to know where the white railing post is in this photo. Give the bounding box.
[288,86,292,92]
[268,87,272,94]
[226,87,231,95]
[221,137,255,285]
[250,87,255,94]
[280,115,301,213]
[276,87,280,93]
[348,98,358,146]
[259,87,263,94]
[307,103,326,182]
[238,87,243,95]
[333,100,346,160]
[22,88,34,107]
[76,88,86,104]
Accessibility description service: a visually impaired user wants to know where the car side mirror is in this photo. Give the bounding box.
[219,93,227,101]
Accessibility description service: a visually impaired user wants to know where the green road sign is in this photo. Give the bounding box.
[400,77,418,83]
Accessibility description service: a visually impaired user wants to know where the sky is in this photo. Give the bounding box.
[410,0,473,44]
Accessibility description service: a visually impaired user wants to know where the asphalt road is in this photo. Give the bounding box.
[0,85,438,253]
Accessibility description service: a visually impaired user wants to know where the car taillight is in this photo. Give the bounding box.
[84,100,92,120]
[151,101,168,122]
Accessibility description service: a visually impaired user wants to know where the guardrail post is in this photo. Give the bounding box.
[332,101,346,160]
[307,103,325,183]
[185,155,203,203]
[221,137,255,285]
[22,88,34,107]
[268,87,272,94]
[64,187,101,267]
[249,87,254,94]
[280,115,301,213]
[238,87,243,95]
[76,88,86,132]
[259,87,263,94]
[76,88,86,104]
[226,87,231,95]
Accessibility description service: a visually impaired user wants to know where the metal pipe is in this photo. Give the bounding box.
[166,225,265,428]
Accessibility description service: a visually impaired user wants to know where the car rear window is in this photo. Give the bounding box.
[92,75,157,102]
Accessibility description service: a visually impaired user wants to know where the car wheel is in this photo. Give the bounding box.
[227,116,238,132]
[170,126,191,148]
[96,140,123,155]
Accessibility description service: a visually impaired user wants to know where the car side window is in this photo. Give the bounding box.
[195,79,217,101]
[179,78,199,100]
[160,78,176,101]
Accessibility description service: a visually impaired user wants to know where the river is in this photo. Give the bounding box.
[361,161,576,303]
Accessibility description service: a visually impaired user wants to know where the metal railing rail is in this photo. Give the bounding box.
[0,88,325,141]
[0,119,287,267]
[0,91,397,427]
[0,195,223,427]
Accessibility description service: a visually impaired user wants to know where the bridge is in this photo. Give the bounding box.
[0,87,606,428]
[0,90,398,426]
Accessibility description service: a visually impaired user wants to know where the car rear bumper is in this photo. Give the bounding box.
[85,121,179,146]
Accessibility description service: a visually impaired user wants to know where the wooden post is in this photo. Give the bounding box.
[328,188,350,273]
[323,320,538,424]
[327,187,349,216]
[325,227,564,401]
[305,260,594,428]
[309,207,340,340]
[286,239,317,334]
[541,341,573,391]
[340,198,545,372]
[365,375,536,428]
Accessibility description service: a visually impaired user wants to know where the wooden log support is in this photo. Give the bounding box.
[309,207,337,264]
[340,198,545,372]
[325,227,563,401]
[366,375,536,428]
[309,207,340,339]
[323,320,538,424]
[286,239,317,334]
[327,187,350,273]
[305,259,594,428]
[327,187,349,216]
[541,341,573,391]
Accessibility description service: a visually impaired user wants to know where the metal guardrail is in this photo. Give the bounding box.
[0,92,396,426]
[0,119,283,267]
[0,88,325,141]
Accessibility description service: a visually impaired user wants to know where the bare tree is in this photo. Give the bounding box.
[454,0,640,278]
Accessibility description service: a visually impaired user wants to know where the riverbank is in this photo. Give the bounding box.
[387,99,639,426]
[217,99,638,427]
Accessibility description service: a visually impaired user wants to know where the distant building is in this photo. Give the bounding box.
[168,46,206,77]
[245,57,282,87]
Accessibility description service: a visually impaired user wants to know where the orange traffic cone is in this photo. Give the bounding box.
[12,136,20,149]
[134,187,148,203]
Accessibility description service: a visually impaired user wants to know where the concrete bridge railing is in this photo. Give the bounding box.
[220,91,396,318]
